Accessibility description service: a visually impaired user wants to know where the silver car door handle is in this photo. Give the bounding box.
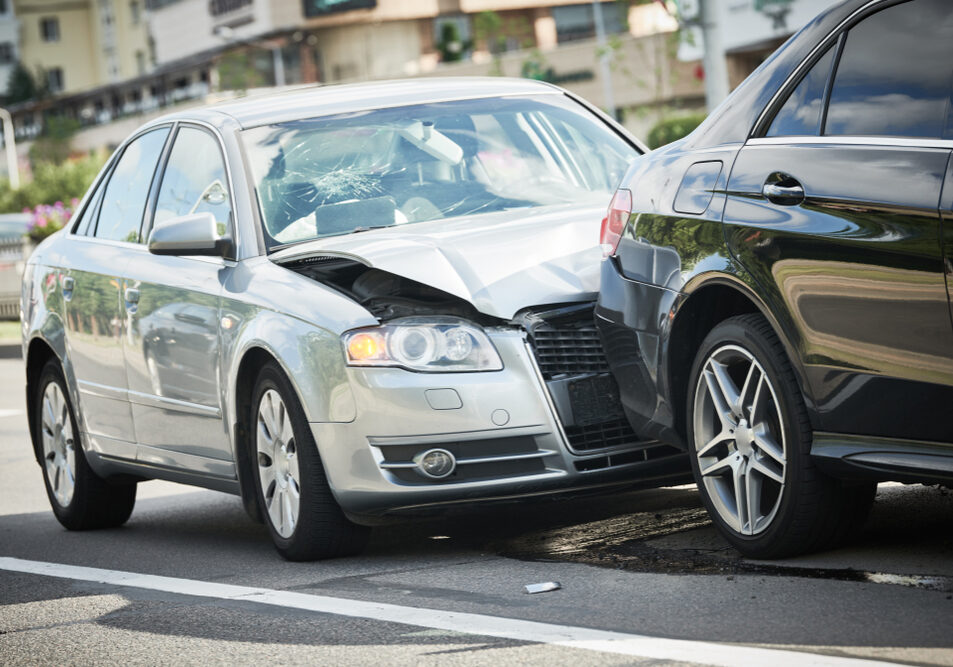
[124,287,140,304]
[62,276,74,301]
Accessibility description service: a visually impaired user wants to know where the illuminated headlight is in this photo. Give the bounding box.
[343,317,503,372]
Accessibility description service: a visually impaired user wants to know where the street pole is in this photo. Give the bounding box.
[0,108,19,190]
[699,0,730,111]
[592,0,617,120]
[272,46,286,88]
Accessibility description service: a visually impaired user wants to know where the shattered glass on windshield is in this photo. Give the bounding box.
[242,96,632,248]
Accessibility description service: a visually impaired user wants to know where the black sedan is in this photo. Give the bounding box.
[596,0,953,558]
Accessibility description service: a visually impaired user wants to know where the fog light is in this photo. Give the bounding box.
[414,448,456,479]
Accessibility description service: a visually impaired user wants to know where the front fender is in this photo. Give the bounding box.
[223,309,358,438]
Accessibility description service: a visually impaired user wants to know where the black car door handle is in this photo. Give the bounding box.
[762,175,805,206]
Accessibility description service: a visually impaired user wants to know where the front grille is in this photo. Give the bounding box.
[532,324,610,380]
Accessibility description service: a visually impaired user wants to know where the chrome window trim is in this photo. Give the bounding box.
[751,0,898,138]
[145,119,242,258]
[747,136,953,150]
[67,122,175,237]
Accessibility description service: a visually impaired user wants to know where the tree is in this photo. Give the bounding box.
[5,62,37,104]
[436,21,470,63]
[29,116,80,166]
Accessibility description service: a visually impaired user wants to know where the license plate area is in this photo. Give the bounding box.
[548,373,625,428]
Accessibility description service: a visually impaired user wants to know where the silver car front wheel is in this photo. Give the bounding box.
[256,388,301,539]
[249,362,369,561]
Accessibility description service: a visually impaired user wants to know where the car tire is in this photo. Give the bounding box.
[250,362,370,561]
[36,360,137,530]
[686,314,875,559]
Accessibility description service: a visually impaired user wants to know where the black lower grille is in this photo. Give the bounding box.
[375,436,549,485]
[564,417,641,451]
[522,304,651,456]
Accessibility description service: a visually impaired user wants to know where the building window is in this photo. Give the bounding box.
[136,50,145,75]
[0,0,8,14]
[40,17,60,42]
[208,0,251,16]
[0,43,13,64]
[552,3,626,43]
[47,67,64,93]
[130,0,140,24]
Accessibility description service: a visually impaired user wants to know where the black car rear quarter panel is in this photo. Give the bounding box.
[595,142,743,446]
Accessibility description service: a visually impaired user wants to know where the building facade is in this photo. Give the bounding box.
[14,0,150,96]
[7,0,693,147]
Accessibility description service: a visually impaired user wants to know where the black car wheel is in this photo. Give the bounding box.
[36,360,137,530]
[686,314,875,558]
[250,362,369,561]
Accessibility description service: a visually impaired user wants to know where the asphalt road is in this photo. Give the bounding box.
[1,355,951,666]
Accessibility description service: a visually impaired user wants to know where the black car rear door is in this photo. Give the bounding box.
[723,0,953,443]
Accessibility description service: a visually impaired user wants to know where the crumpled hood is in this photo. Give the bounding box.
[270,203,606,320]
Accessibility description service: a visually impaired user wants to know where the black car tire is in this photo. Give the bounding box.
[250,362,370,561]
[36,360,137,530]
[686,314,875,558]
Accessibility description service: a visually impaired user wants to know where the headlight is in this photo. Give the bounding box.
[343,317,503,372]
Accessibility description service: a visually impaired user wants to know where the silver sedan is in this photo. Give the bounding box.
[21,78,690,560]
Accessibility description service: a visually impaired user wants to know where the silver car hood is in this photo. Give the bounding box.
[270,203,606,320]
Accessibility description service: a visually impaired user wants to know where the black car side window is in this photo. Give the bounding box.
[766,46,834,137]
[825,0,953,138]
[93,127,171,243]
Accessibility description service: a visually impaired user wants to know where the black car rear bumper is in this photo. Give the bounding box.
[594,259,685,449]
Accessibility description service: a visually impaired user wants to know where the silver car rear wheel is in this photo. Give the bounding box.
[256,388,301,539]
[35,360,137,530]
[41,380,76,508]
[692,344,786,536]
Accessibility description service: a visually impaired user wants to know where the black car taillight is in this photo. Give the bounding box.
[600,188,632,258]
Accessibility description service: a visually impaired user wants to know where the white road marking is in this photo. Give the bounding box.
[0,409,23,419]
[0,556,895,667]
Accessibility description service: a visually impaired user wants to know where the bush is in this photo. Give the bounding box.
[646,113,707,150]
[0,154,105,214]
[24,200,79,242]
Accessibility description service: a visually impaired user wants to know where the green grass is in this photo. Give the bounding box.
[0,320,20,341]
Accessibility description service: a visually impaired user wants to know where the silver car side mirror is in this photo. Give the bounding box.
[148,212,234,258]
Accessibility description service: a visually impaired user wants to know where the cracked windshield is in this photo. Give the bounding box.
[242,95,632,248]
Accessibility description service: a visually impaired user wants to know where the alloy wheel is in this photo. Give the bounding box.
[256,388,301,538]
[692,344,786,535]
[41,381,76,507]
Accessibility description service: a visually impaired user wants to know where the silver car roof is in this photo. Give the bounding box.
[151,77,565,130]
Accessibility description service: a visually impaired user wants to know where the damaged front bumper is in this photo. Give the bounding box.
[312,309,691,518]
